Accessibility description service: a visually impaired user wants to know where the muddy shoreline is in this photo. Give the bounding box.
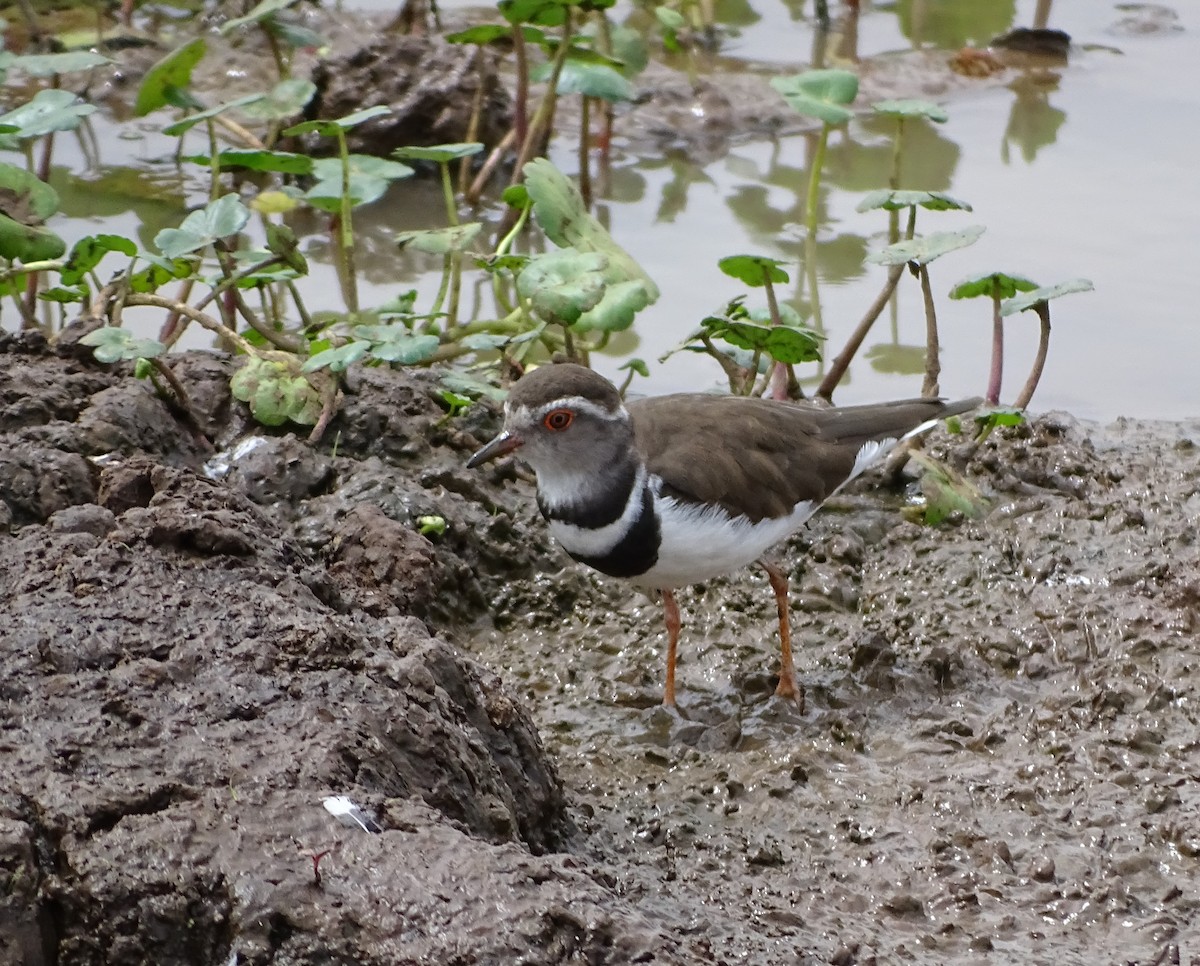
[1,336,1197,964]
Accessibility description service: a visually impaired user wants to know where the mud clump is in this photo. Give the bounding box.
[0,339,679,964]
[3,336,1199,964]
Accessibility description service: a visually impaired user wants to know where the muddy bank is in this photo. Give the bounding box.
[1,336,1198,964]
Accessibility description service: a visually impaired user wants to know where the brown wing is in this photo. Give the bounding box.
[628,394,977,523]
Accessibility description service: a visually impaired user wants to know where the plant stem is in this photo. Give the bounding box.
[467,128,517,204]
[123,293,258,355]
[149,357,205,439]
[335,129,359,313]
[986,288,1003,404]
[1013,302,1051,409]
[206,120,221,202]
[816,263,904,401]
[918,263,940,397]
[510,9,573,185]
[513,25,529,151]
[460,53,487,195]
[804,122,831,238]
[579,96,592,209]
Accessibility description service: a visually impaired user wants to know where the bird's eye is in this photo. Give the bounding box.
[543,408,574,431]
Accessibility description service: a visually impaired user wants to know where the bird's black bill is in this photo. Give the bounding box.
[467,431,522,468]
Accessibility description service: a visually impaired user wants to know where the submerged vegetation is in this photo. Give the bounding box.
[0,0,1091,446]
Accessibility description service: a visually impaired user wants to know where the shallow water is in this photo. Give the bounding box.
[9,0,1196,424]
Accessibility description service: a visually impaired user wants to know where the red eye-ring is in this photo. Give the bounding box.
[544,408,574,431]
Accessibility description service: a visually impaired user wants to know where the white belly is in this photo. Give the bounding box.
[630,495,816,590]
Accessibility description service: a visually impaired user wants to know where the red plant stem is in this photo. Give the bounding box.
[816,263,904,402]
[1013,302,1051,409]
[919,263,940,397]
[986,290,1003,404]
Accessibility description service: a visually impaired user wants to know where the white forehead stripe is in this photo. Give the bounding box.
[507,396,627,423]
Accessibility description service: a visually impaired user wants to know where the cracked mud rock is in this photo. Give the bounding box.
[2,335,1198,964]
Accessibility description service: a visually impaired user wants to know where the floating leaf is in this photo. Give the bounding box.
[949,270,1038,301]
[0,89,96,141]
[871,99,948,123]
[252,188,303,215]
[857,189,972,213]
[718,254,789,287]
[79,327,167,363]
[155,194,251,257]
[134,38,206,116]
[867,225,986,267]
[395,222,483,255]
[393,142,484,163]
[283,105,391,137]
[1001,278,1094,316]
[771,69,858,125]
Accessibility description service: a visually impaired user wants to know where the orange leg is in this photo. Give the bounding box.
[661,588,681,706]
[762,560,804,711]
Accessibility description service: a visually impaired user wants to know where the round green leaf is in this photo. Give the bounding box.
[1000,278,1094,317]
[518,248,607,326]
[240,78,317,121]
[856,189,972,214]
[186,149,314,176]
[282,105,390,137]
[949,271,1039,301]
[0,50,113,77]
[546,59,634,102]
[770,69,859,125]
[154,194,251,258]
[871,99,948,123]
[162,93,266,136]
[220,0,300,34]
[393,142,484,163]
[134,38,207,117]
[718,254,789,287]
[0,89,96,139]
[0,161,65,261]
[867,225,986,267]
[79,327,167,363]
[395,223,483,255]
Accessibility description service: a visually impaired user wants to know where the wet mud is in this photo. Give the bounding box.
[2,336,1197,964]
